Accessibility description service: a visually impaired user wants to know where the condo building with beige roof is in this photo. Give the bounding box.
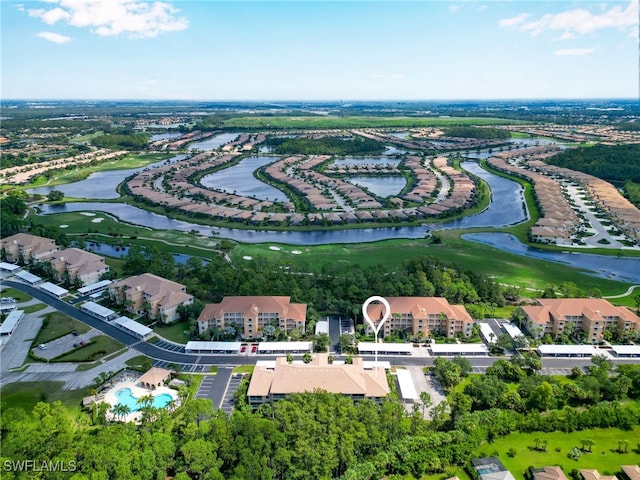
[46,247,109,287]
[520,298,640,342]
[365,297,474,338]
[197,296,306,337]
[109,273,193,323]
[1,233,59,263]
[247,354,390,406]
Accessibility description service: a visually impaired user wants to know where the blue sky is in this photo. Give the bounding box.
[1,0,638,100]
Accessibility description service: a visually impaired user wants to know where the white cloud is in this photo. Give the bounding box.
[554,48,595,56]
[37,31,72,43]
[27,0,188,39]
[371,73,405,80]
[449,5,462,13]
[498,13,530,29]
[499,0,637,38]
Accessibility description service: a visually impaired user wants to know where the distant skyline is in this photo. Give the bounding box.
[2,0,638,100]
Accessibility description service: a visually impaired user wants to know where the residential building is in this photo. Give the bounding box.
[621,466,640,480]
[247,353,390,407]
[531,466,569,480]
[471,457,516,480]
[1,233,59,263]
[580,470,619,480]
[365,297,474,338]
[197,296,306,337]
[520,298,640,342]
[47,248,109,286]
[109,273,193,323]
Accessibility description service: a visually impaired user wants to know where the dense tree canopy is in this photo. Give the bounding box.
[545,144,640,183]
[91,131,149,150]
[264,136,384,155]
[443,126,511,140]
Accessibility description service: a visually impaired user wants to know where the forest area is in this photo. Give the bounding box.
[262,136,384,155]
[1,358,639,480]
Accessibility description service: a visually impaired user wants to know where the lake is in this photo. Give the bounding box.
[345,176,406,197]
[27,154,188,199]
[199,156,288,202]
[188,132,240,151]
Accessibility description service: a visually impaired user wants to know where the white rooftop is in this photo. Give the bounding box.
[78,280,112,295]
[81,301,115,319]
[113,316,152,337]
[609,345,640,355]
[315,320,329,335]
[479,323,496,343]
[15,270,41,284]
[39,282,69,297]
[0,310,24,335]
[0,262,20,272]
[362,361,392,370]
[185,341,243,352]
[537,344,602,356]
[502,322,525,339]
[396,369,418,401]
[358,342,414,353]
[430,343,489,354]
[258,341,313,352]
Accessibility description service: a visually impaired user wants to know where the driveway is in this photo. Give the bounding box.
[35,329,101,361]
[405,366,447,419]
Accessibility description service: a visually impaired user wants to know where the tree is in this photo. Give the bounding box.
[312,333,330,352]
[419,391,432,418]
[302,352,312,364]
[47,190,64,202]
[580,439,595,453]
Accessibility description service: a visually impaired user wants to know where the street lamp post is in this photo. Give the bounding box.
[362,296,391,377]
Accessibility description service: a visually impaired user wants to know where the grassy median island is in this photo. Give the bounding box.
[33,312,90,344]
[53,335,124,362]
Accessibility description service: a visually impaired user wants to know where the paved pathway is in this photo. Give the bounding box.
[405,366,446,419]
[195,367,233,409]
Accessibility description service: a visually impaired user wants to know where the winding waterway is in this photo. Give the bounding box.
[31,135,638,281]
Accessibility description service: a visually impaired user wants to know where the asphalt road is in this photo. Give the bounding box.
[3,280,639,371]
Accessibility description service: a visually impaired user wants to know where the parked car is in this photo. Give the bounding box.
[251,345,258,353]
[38,344,47,350]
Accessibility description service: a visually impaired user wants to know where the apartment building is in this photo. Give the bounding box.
[197,296,306,337]
[47,248,109,287]
[109,273,193,323]
[365,297,474,338]
[1,233,59,263]
[247,354,389,407]
[520,298,640,342]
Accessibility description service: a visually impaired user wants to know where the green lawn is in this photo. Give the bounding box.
[0,381,89,414]
[231,234,633,299]
[34,312,90,344]
[153,321,191,344]
[125,355,154,370]
[22,303,48,314]
[0,287,32,303]
[52,335,123,362]
[473,426,640,479]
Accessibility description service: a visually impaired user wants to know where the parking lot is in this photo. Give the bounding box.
[36,329,101,361]
[219,373,245,414]
[194,368,236,411]
[153,339,186,353]
[152,359,207,373]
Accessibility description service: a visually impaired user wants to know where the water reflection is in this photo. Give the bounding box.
[200,156,288,202]
[463,232,640,283]
[345,176,406,197]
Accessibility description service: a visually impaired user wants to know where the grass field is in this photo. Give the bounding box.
[231,234,634,300]
[0,381,88,414]
[473,426,640,478]
[23,303,48,314]
[222,116,524,129]
[53,335,124,362]
[34,312,90,344]
[153,321,191,344]
[0,287,32,303]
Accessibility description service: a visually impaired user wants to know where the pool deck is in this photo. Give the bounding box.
[103,379,178,423]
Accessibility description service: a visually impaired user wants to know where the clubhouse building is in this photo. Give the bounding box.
[247,353,390,407]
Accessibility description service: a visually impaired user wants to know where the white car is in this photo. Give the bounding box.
[38,344,47,350]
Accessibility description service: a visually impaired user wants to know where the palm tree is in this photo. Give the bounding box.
[137,394,155,409]
[419,391,432,418]
[111,404,131,422]
[166,398,178,413]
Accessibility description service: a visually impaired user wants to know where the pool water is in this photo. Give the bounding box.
[115,387,173,411]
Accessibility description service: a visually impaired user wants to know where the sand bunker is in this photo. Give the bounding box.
[291,250,302,254]
[91,218,105,223]
[269,246,281,251]
[59,224,69,228]
[79,212,96,216]
[243,256,253,260]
